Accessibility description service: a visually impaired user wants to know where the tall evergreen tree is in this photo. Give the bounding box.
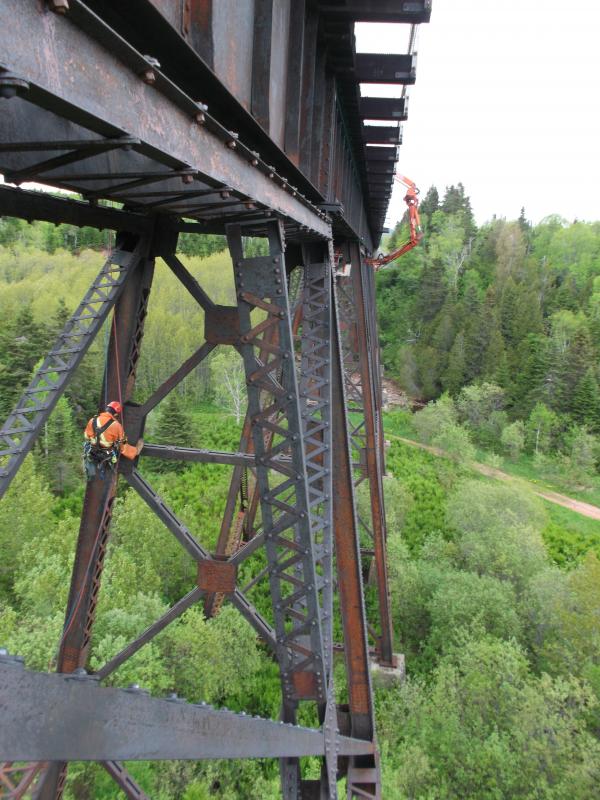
[37,395,80,494]
[442,331,467,395]
[154,392,196,472]
[417,259,448,322]
[572,368,600,432]
[419,185,440,223]
[441,183,477,242]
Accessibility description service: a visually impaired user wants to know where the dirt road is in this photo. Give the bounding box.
[391,436,600,522]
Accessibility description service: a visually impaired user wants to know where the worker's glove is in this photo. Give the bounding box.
[136,438,144,455]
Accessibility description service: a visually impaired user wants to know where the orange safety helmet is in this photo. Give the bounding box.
[106,401,123,415]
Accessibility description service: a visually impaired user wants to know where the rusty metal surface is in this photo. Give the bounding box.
[349,243,394,667]
[330,276,374,741]
[0,1,330,239]
[0,0,429,246]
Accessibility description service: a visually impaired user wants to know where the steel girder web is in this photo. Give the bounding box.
[0,660,374,762]
[0,0,331,239]
[334,245,394,669]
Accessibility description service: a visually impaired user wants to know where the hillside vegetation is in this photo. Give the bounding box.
[0,203,599,798]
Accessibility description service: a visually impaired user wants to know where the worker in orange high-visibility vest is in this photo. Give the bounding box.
[83,400,143,480]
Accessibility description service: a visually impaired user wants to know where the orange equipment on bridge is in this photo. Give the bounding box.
[367,174,423,270]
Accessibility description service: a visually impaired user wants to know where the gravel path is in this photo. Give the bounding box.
[391,436,600,522]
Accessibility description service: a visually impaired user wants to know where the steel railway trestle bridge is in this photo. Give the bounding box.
[0,2,431,798]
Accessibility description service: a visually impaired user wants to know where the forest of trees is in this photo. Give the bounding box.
[378,184,600,491]
[0,195,599,798]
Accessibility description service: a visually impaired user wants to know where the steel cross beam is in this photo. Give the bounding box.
[0,185,152,233]
[0,663,373,762]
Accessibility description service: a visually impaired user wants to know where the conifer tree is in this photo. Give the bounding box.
[417,259,448,322]
[38,395,80,494]
[441,183,477,242]
[442,331,467,395]
[482,322,506,384]
[154,392,195,472]
[419,186,440,224]
[0,305,49,415]
[572,368,600,432]
[556,327,593,414]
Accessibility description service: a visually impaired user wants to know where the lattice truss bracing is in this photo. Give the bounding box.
[0,218,382,800]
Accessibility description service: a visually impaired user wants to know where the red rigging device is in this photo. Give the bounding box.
[367,174,424,270]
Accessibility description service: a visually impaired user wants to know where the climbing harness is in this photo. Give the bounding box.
[83,415,119,480]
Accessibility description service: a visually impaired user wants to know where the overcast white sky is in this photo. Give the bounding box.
[356,1,600,228]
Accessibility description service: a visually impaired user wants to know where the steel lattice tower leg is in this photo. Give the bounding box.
[335,242,394,669]
[34,229,156,800]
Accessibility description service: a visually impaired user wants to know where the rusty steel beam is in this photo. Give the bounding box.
[0,185,152,233]
[317,1,431,23]
[349,243,394,668]
[0,0,330,239]
[330,269,381,798]
[331,276,374,743]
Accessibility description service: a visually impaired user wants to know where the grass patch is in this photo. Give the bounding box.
[382,409,416,438]
[486,451,600,507]
[541,502,600,566]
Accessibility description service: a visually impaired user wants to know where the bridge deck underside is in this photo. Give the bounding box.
[0,1,330,241]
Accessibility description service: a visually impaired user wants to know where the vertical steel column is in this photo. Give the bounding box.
[298,244,333,680]
[336,245,393,668]
[330,271,380,800]
[227,221,328,798]
[58,231,155,673]
[296,244,339,798]
[35,229,156,800]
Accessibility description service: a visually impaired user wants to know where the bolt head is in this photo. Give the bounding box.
[49,0,69,13]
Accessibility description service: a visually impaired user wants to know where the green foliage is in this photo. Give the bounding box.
[377,187,600,440]
[377,637,600,799]
[153,392,197,471]
[0,455,58,601]
[501,419,525,460]
[413,393,457,443]
[541,503,600,566]
[447,479,547,593]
